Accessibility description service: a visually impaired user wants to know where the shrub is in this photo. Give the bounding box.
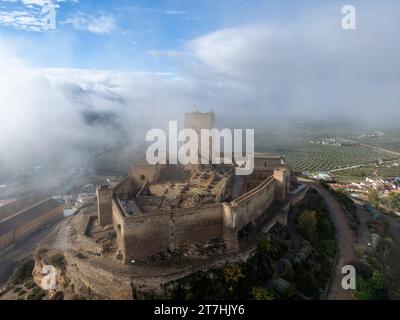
[34,247,48,260]
[48,253,65,269]
[25,280,36,290]
[355,271,387,300]
[18,289,27,297]
[10,259,34,285]
[252,287,276,300]
[298,210,317,239]
[13,287,22,293]
[27,287,46,300]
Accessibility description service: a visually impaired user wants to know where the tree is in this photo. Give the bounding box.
[386,191,400,210]
[257,239,273,255]
[355,271,386,300]
[368,188,380,207]
[298,210,317,239]
[224,265,244,294]
[252,287,276,300]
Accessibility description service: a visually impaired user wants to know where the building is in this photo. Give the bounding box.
[184,110,216,160]
[96,112,291,264]
[184,110,215,134]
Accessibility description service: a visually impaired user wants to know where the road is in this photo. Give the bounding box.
[324,138,400,174]
[299,179,356,300]
[328,159,400,173]
[337,137,400,157]
[53,217,73,251]
[328,138,400,174]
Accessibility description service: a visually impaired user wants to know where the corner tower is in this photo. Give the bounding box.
[96,185,113,226]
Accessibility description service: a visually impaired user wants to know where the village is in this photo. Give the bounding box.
[303,170,400,217]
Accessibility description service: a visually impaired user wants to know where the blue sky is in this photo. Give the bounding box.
[0,0,355,71]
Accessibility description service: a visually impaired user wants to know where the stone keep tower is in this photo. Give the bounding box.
[184,111,215,161]
[184,110,215,133]
[96,185,113,226]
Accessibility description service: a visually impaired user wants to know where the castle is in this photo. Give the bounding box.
[96,111,291,264]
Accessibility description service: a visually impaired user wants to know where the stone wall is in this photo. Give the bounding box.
[73,215,104,256]
[97,154,290,263]
[65,251,133,299]
[97,186,113,226]
[110,176,281,262]
[113,202,224,263]
[71,234,104,256]
[223,177,276,250]
[273,168,289,201]
[64,242,258,299]
[112,200,126,260]
[135,196,163,207]
[253,156,285,171]
[130,163,164,185]
[184,111,215,132]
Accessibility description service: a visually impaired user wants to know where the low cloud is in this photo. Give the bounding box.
[1,2,400,176]
[0,44,195,173]
[184,3,400,122]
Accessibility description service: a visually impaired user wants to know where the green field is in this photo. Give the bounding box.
[255,135,399,173]
[93,122,400,180]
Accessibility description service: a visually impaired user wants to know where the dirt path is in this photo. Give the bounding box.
[53,217,73,251]
[299,179,356,300]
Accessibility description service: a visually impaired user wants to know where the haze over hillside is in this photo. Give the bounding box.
[1,1,399,177]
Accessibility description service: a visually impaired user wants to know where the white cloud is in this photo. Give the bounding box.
[188,24,272,79]
[0,0,77,31]
[0,9,44,31]
[21,0,52,5]
[62,12,116,34]
[182,3,400,121]
[120,6,186,16]
[0,41,195,171]
[165,10,186,15]
[147,49,185,59]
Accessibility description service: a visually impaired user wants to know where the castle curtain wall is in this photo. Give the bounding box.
[117,204,224,263]
[223,177,276,250]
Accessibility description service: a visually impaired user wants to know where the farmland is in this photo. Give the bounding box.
[255,134,400,173]
[92,120,400,181]
[253,121,400,177]
[332,160,400,182]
